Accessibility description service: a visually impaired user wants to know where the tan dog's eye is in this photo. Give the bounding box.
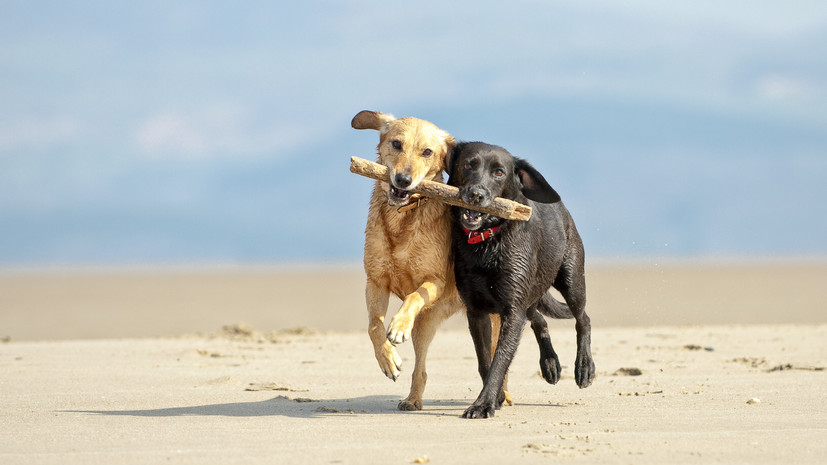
[422,148,433,158]
[391,140,402,150]
[494,168,505,177]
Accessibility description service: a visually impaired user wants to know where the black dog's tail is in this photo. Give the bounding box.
[537,292,574,319]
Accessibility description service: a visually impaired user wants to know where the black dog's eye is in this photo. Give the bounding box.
[493,168,505,177]
[463,158,478,171]
[422,148,432,157]
[391,140,402,150]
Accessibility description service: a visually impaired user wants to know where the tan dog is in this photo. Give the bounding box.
[352,110,508,411]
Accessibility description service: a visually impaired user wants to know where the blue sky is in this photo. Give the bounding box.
[1,1,826,265]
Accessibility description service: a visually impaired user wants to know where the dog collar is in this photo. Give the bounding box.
[462,226,500,244]
[397,194,428,213]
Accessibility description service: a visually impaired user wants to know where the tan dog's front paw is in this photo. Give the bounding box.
[398,398,422,411]
[375,340,402,381]
[503,390,513,406]
[387,312,414,345]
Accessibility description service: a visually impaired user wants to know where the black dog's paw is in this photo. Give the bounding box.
[462,402,496,419]
[540,352,562,385]
[574,352,596,388]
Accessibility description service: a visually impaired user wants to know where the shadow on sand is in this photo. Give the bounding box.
[61,396,485,419]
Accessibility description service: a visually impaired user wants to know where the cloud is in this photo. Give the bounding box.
[133,106,313,160]
[134,114,207,156]
[754,74,822,101]
[0,116,81,152]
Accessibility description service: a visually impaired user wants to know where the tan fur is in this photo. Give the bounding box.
[353,110,510,410]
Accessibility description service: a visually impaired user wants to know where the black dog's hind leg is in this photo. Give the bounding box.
[528,300,562,384]
[572,308,594,388]
[463,309,527,419]
[554,261,595,388]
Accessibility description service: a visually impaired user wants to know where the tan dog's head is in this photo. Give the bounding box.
[352,110,456,206]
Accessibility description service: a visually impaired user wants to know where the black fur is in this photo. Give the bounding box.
[449,141,595,419]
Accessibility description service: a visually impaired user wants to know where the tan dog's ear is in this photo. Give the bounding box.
[351,110,396,135]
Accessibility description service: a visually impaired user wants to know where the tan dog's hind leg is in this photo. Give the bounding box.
[367,281,402,381]
[397,305,443,411]
[387,281,443,345]
[490,314,513,406]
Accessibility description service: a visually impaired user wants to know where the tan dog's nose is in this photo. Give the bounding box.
[394,173,412,189]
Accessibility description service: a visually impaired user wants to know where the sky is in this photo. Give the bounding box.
[1,1,826,266]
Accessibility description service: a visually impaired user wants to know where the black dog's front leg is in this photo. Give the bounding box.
[466,311,508,406]
[466,311,492,385]
[463,309,527,419]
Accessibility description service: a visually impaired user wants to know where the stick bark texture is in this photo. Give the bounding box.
[350,156,532,221]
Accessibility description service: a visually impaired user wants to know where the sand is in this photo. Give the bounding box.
[3,261,825,340]
[1,262,826,464]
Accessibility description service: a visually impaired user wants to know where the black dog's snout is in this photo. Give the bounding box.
[462,186,488,206]
[394,173,412,189]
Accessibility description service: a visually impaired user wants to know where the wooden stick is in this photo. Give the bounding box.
[350,156,532,221]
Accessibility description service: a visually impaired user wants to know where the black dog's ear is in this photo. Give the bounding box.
[515,158,561,203]
[441,134,457,173]
[445,141,466,177]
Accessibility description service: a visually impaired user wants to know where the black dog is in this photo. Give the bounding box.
[448,141,595,419]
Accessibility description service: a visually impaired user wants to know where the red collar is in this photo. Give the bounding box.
[462,226,500,244]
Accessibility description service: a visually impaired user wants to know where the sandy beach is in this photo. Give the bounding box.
[1,261,826,464]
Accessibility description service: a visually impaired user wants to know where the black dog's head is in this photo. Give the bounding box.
[449,142,561,231]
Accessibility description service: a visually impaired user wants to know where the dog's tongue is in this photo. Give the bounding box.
[464,209,482,220]
[391,187,410,199]
[461,208,484,229]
